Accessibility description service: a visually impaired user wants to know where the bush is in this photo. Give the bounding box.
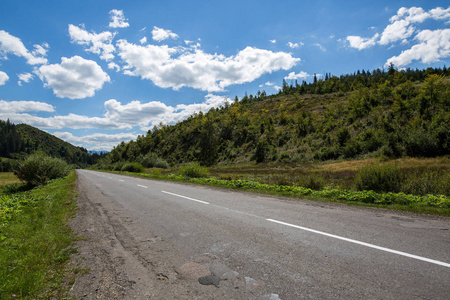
[355,163,402,193]
[121,162,145,173]
[141,153,170,169]
[14,153,71,186]
[179,162,209,178]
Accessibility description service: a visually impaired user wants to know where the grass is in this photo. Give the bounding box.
[0,172,21,186]
[101,157,450,216]
[0,171,78,299]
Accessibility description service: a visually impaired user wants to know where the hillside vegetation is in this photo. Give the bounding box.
[100,66,450,167]
[0,120,98,169]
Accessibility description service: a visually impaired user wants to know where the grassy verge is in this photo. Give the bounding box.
[0,171,78,299]
[105,168,450,216]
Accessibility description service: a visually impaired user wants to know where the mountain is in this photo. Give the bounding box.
[100,66,450,167]
[0,120,96,167]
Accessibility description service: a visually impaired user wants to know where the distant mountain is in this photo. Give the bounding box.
[0,120,96,167]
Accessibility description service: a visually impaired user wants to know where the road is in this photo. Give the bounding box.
[70,170,450,299]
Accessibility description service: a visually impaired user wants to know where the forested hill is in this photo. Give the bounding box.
[0,120,96,166]
[103,66,450,167]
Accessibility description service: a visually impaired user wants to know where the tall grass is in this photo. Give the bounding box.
[355,163,402,193]
[0,172,77,298]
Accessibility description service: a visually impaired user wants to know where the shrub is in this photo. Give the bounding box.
[355,163,402,193]
[179,162,209,178]
[14,153,71,186]
[121,162,145,173]
[141,153,170,169]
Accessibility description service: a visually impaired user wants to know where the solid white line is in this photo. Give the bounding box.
[267,219,450,268]
[137,184,148,189]
[161,191,209,205]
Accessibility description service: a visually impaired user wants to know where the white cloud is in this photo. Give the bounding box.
[430,7,450,23]
[0,100,54,113]
[269,39,276,44]
[0,112,130,130]
[68,24,116,61]
[347,33,380,50]
[17,72,34,86]
[287,42,300,48]
[117,40,299,92]
[0,30,48,65]
[0,94,233,136]
[0,71,8,85]
[53,131,138,151]
[284,71,309,80]
[108,62,120,72]
[379,19,415,45]
[385,29,450,67]
[314,43,326,52]
[151,26,179,42]
[140,36,147,44]
[109,9,129,28]
[37,56,110,99]
[32,43,49,57]
[390,7,430,23]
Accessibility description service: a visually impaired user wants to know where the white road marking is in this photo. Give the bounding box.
[137,184,148,189]
[118,179,124,182]
[161,191,210,205]
[267,218,450,268]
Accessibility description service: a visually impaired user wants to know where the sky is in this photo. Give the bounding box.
[0,0,449,151]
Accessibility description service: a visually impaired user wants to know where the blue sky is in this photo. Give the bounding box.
[0,0,449,151]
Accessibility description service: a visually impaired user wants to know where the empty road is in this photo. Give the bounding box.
[71,170,450,299]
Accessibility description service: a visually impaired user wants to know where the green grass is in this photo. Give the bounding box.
[0,171,78,299]
[105,165,450,216]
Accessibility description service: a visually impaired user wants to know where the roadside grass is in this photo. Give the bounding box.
[102,157,450,216]
[0,171,78,299]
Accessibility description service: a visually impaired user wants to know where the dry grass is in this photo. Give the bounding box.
[0,172,21,186]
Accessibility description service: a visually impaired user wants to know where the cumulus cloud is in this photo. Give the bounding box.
[287,42,300,48]
[151,26,179,42]
[117,40,299,92]
[69,24,116,61]
[347,34,380,50]
[0,71,8,85]
[284,71,309,80]
[0,94,232,134]
[18,72,33,86]
[386,29,450,67]
[53,131,138,151]
[0,100,54,113]
[108,62,120,72]
[346,6,450,67]
[109,9,129,28]
[37,56,110,99]
[140,36,147,44]
[0,30,48,65]
[269,39,276,44]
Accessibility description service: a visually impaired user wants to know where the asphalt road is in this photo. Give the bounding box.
[74,169,450,299]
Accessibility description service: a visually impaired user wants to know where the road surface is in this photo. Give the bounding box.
[69,170,450,299]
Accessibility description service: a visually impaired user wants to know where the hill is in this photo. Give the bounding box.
[0,120,97,168]
[100,66,450,167]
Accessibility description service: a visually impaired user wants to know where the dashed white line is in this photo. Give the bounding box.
[161,191,209,205]
[137,184,148,189]
[118,179,124,182]
[267,218,450,268]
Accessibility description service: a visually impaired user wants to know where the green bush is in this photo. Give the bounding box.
[179,162,209,178]
[141,153,169,168]
[402,170,450,196]
[14,153,71,186]
[355,163,402,193]
[121,162,145,173]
